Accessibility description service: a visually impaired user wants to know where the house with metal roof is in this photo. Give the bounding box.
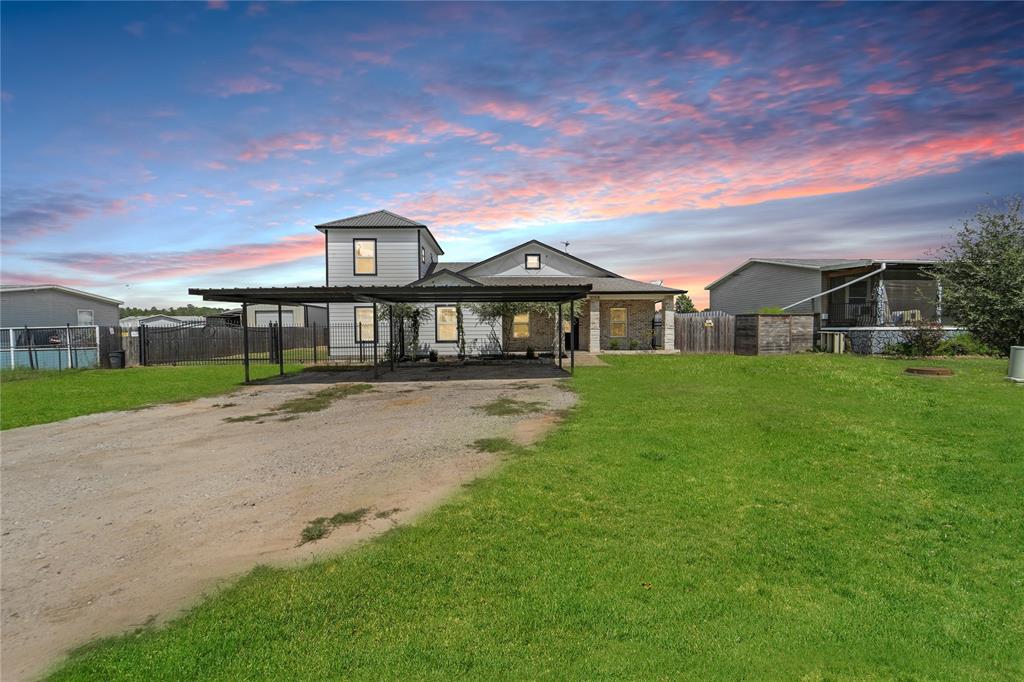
[193,210,683,363]
[705,257,961,353]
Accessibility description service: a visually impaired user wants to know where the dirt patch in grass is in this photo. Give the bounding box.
[299,508,371,545]
[475,397,546,416]
[277,383,373,414]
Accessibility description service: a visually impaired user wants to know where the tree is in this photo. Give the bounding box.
[674,292,696,314]
[468,302,558,357]
[381,303,431,359]
[931,196,1024,355]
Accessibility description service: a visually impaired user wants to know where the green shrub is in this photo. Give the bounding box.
[525,346,536,359]
[428,350,438,363]
[757,306,787,314]
[935,333,998,356]
[628,339,640,350]
[608,339,621,350]
[898,321,945,357]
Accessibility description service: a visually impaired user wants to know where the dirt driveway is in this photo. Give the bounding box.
[0,364,574,681]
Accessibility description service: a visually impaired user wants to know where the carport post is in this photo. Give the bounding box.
[569,300,575,375]
[241,303,251,383]
[372,302,379,378]
[277,304,285,376]
[557,303,563,369]
[389,304,395,372]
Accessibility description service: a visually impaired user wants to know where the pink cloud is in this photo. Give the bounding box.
[36,234,325,281]
[866,81,916,96]
[213,76,281,98]
[206,1,228,10]
[236,131,325,162]
[351,50,392,66]
[689,48,738,68]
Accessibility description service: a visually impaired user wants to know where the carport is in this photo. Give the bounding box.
[189,284,591,380]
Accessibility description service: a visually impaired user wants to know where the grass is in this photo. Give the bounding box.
[47,355,1024,680]
[472,436,527,456]
[275,383,373,414]
[474,396,546,416]
[299,509,371,545]
[0,364,301,430]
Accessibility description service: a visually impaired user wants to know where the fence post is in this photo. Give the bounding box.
[8,328,14,370]
[372,302,379,378]
[26,326,35,370]
[312,322,318,363]
[241,303,251,383]
[66,323,73,370]
[277,305,285,377]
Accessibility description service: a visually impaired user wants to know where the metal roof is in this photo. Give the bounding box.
[0,284,124,305]
[473,276,683,294]
[314,209,443,255]
[705,257,937,289]
[314,209,425,228]
[190,285,591,305]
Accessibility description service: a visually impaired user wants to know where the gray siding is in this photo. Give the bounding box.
[0,290,120,329]
[326,228,420,286]
[709,263,821,314]
[468,245,606,277]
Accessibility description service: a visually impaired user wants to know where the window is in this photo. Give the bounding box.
[353,239,376,275]
[77,309,94,325]
[436,305,458,342]
[421,245,426,264]
[525,253,541,270]
[610,308,627,337]
[513,313,530,338]
[354,307,375,342]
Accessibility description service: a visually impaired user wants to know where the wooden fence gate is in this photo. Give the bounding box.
[674,312,735,353]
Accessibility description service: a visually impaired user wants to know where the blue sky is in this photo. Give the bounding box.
[2,1,1022,308]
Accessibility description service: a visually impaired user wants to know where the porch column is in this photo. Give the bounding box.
[662,296,675,351]
[588,297,600,352]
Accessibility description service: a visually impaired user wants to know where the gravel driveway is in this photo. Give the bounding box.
[0,364,574,681]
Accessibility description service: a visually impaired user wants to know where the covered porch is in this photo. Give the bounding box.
[820,263,943,328]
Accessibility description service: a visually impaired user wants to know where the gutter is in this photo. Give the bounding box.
[781,262,886,311]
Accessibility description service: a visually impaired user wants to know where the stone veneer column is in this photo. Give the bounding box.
[588,297,601,352]
[662,296,675,351]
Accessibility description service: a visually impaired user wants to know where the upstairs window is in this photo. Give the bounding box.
[421,245,426,264]
[436,306,458,342]
[77,309,95,325]
[355,307,375,342]
[525,253,541,270]
[353,239,377,275]
[610,308,627,337]
[513,313,530,338]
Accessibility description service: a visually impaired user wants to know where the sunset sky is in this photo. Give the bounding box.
[2,1,1022,308]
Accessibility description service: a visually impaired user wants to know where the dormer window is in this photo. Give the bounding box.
[353,239,376,276]
[525,253,541,270]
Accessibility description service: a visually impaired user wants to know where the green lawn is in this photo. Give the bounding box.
[1,364,300,430]
[48,355,1024,680]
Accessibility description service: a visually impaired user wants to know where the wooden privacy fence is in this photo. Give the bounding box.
[674,312,735,353]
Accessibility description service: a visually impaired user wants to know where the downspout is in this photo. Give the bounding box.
[781,262,887,312]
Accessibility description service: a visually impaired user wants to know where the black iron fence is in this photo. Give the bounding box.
[139,322,393,366]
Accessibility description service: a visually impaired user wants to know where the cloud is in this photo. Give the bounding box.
[236,131,325,161]
[31,234,325,281]
[213,76,281,97]
[123,21,145,38]
[866,81,916,96]
[1,190,128,242]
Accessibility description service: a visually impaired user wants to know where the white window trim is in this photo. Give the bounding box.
[77,309,95,325]
[435,305,458,342]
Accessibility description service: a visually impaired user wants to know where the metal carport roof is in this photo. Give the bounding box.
[189,284,592,305]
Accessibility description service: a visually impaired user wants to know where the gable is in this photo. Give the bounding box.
[410,269,482,287]
[463,241,616,278]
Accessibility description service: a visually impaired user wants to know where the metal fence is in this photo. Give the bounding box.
[138,322,394,366]
[0,326,101,370]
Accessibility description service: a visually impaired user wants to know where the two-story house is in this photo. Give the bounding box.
[315,210,682,357]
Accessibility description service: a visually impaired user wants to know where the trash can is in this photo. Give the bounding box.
[1008,346,1024,383]
[108,350,125,369]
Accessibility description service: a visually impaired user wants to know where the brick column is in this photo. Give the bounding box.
[662,296,675,351]
[588,297,600,351]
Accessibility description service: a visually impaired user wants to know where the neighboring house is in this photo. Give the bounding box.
[317,210,682,356]
[706,258,961,352]
[210,304,328,327]
[0,284,122,328]
[118,315,206,328]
